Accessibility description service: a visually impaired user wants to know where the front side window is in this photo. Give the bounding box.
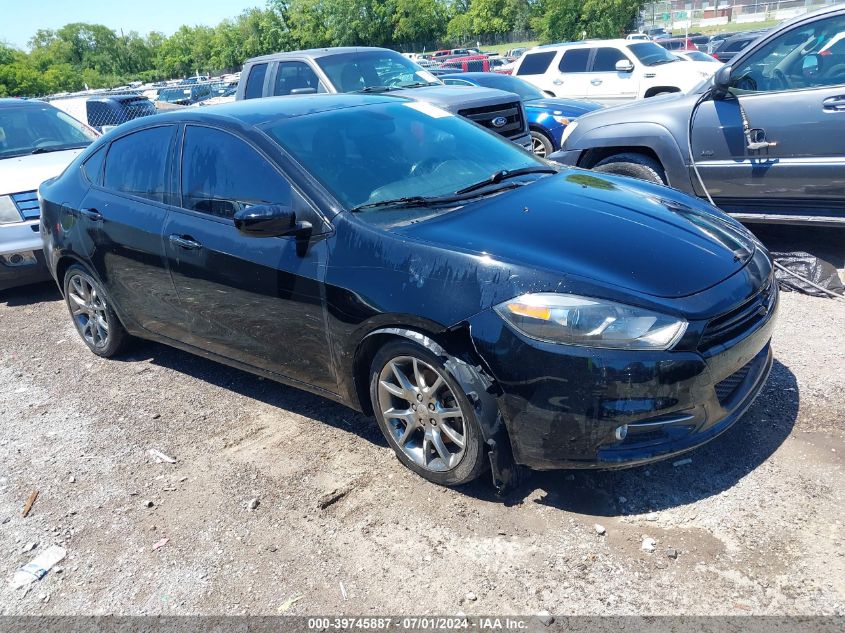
[103,126,173,202]
[592,48,629,72]
[244,63,268,99]
[316,50,439,92]
[0,104,96,160]
[262,101,545,212]
[273,61,326,96]
[559,49,591,73]
[516,51,556,75]
[731,16,845,92]
[181,126,291,219]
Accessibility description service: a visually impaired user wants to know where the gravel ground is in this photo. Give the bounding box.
[0,281,843,616]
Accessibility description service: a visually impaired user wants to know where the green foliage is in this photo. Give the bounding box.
[0,0,642,96]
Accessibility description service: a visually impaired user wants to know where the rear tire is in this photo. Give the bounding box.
[369,340,488,487]
[592,152,667,185]
[63,264,128,358]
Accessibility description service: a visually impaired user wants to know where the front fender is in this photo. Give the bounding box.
[570,122,693,194]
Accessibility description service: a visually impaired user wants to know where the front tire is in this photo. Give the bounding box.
[530,130,554,158]
[63,264,128,358]
[592,152,667,185]
[369,340,488,486]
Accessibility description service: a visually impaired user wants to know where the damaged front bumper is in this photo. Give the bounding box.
[467,298,776,471]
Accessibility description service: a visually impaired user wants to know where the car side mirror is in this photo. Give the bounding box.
[615,59,635,73]
[233,204,311,238]
[712,64,732,98]
[290,87,317,95]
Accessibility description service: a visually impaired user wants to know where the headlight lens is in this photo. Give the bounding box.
[494,293,687,350]
[0,195,22,224]
[559,120,578,147]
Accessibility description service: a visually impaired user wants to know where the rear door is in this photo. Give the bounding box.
[75,125,184,337]
[585,47,639,104]
[691,12,845,223]
[163,124,336,390]
[554,48,592,99]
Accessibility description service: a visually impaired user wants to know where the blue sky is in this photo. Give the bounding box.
[0,0,263,49]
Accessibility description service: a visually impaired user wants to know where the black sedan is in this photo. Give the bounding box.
[40,94,777,489]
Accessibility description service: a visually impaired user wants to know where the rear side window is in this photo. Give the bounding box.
[516,51,556,75]
[244,63,268,99]
[592,48,628,72]
[103,126,173,202]
[273,61,325,96]
[81,146,106,185]
[181,126,292,219]
[559,49,590,73]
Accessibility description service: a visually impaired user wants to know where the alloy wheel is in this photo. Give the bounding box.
[531,136,547,158]
[376,356,467,472]
[67,274,110,349]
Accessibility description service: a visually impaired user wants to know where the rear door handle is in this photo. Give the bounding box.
[79,208,102,221]
[552,79,564,85]
[591,79,603,86]
[169,234,202,250]
[823,96,845,111]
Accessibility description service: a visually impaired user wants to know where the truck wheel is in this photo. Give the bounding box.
[592,153,667,185]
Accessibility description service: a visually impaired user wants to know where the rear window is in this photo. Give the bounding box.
[559,49,590,73]
[244,63,268,99]
[726,38,755,53]
[516,51,556,75]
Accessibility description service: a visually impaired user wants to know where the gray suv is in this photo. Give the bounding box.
[553,4,845,227]
[236,47,531,150]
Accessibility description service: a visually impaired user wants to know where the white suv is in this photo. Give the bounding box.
[512,39,712,105]
[0,99,97,292]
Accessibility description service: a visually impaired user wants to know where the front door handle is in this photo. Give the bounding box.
[169,234,202,250]
[591,79,603,86]
[79,208,102,221]
[823,96,845,111]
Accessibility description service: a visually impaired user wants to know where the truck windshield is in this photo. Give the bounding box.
[316,50,441,92]
[628,42,681,66]
[0,104,96,159]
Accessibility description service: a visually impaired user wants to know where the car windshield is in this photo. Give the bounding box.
[628,42,681,65]
[456,74,545,101]
[315,50,442,92]
[262,101,546,214]
[0,104,96,159]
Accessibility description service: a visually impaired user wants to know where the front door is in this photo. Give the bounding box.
[585,47,639,104]
[76,124,184,338]
[691,12,845,222]
[163,124,336,392]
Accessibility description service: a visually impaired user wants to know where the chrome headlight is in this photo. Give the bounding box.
[494,293,687,350]
[0,195,22,224]
[559,120,578,148]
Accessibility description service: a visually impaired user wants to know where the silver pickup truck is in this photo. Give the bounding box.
[236,47,532,150]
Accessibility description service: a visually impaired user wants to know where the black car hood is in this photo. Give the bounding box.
[393,170,755,299]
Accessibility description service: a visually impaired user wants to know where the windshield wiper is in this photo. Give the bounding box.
[356,85,399,93]
[398,82,439,89]
[350,195,463,213]
[455,166,558,195]
[30,146,75,155]
[651,58,679,66]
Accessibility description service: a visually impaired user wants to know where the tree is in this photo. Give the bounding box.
[393,0,448,47]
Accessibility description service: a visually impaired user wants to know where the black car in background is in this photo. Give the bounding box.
[40,95,776,489]
[711,30,768,63]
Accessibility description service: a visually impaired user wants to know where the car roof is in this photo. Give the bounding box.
[105,94,407,132]
[534,38,653,51]
[245,46,393,64]
[0,98,48,109]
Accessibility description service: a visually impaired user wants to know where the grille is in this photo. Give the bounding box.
[714,359,755,405]
[458,101,524,139]
[700,278,776,352]
[11,191,39,221]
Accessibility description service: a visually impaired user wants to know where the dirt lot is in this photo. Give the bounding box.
[0,281,843,616]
